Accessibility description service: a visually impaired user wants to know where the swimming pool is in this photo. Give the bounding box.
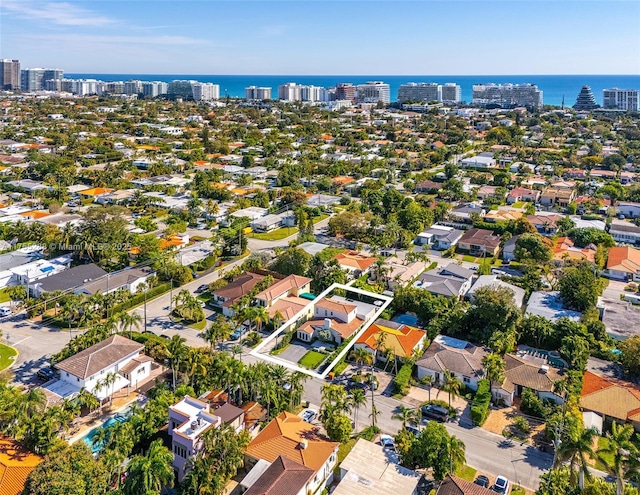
[81,413,128,454]
[392,314,419,326]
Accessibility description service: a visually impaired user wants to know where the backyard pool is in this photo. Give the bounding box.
[81,413,128,454]
[392,314,419,326]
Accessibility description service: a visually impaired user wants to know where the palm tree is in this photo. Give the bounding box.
[369,405,381,428]
[103,371,119,406]
[351,388,367,432]
[231,344,243,362]
[118,311,142,338]
[350,347,374,371]
[421,375,436,401]
[598,422,639,495]
[251,306,270,333]
[439,371,463,408]
[167,334,187,390]
[447,435,466,474]
[123,439,174,495]
[557,426,598,489]
[482,353,505,402]
[392,405,419,429]
[271,309,285,332]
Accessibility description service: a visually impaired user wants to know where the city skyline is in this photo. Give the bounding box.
[1,0,639,75]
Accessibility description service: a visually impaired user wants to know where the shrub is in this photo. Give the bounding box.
[520,388,551,418]
[111,283,171,314]
[513,416,530,434]
[393,362,414,395]
[358,425,381,441]
[470,379,491,426]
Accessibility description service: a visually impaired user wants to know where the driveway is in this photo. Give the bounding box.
[278,342,309,364]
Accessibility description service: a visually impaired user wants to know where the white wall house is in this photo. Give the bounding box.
[52,335,152,401]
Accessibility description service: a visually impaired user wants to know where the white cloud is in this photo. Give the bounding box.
[1,0,116,26]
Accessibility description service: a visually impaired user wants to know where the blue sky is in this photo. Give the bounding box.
[1,0,638,75]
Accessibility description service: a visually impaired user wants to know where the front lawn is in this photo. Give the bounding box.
[0,288,11,304]
[454,465,477,482]
[249,227,299,241]
[512,201,526,208]
[298,350,327,369]
[462,255,477,262]
[312,214,329,224]
[0,343,18,371]
[188,319,207,331]
[594,436,614,471]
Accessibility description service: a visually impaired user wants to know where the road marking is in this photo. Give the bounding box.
[11,336,31,346]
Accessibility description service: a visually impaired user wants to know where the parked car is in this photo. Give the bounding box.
[346,381,369,392]
[0,307,12,317]
[37,368,56,381]
[199,301,206,308]
[420,404,449,422]
[301,409,318,423]
[195,284,209,294]
[491,476,510,494]
[406,425,421,436]
[379,434,396,452]
[230,325,249,341]
[159,334,171,340]
[474,475,490,488]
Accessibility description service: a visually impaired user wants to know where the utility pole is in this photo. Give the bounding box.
[143,290,147,332]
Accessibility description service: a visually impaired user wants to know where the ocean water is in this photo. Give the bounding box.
[67,74,640,107]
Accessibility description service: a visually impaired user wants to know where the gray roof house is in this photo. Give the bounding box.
[414,264,474,298]
[416,335,488,391]
[525,291,582,322]
[32,263,108,298]
[75,266,154,296]
[502,235,520,262]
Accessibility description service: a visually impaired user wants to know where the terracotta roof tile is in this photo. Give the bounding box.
[0,437,42,495]
[436,474,495,495]
[244,455,314,495]
[356,321,426,359]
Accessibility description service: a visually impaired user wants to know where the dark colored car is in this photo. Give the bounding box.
[474,475,490,488]
[421,404,449,422]
[346,381,370,392]
[37,368,56,381]
[195,284,209,294]
[406,426,421,436]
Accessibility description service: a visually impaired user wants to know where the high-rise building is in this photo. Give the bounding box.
[278,82,302,101]
[192,82,220,101]
[335,83,357,101]
[397,83,441,103]
[573,85,599,111]
[142,81,168,98]
[356,81,390,103]
[0,59,20,90]
[301,85,328,102]
[124,80,143,95]
[20,68,63,91]
[245,86,272,100]
[102,81,126,94]
[603,88,639,111]
[441,83,462,104]
[472,83,543,109]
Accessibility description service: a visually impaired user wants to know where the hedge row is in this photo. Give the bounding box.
[393,362,414,395]
[111,282,172,314]
[470,379,491,426]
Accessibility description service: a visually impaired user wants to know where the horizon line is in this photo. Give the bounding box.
[64,72,640,77]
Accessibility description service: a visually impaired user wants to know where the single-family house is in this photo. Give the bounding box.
[457,228,501,256]
[416,335,487,391]
[250,212,296,233]
[74,266,153,296]
[491,353,565,406]
[484,206,523,223]
[7,179,49,194]
[354,318,427,362]
[476,185,503,201]
[333,438,422,495]
[49,335,152,403]
[242,455,315,495]
[254,274,312,320]
[245,412,339,493]
[415,180,442,193]
[604,246,640,281]
[334,251,377,277]
[525,291,582,322]
[168,395,223,481]
[552,237,596,264]
[460,155,496,168]
[466,275,526,308]
[539,187,576,208]
[579,371,640,432]
[526,214,565,236]
[211,272,266,317]
[502,235,520,262]
[415,225,463,250]
[436,474,495,495]
[296,297,363,344]
[382,258,427,290]
[609,220,640,245]
[31,263,107,298]
[0,436,43,495]
[507,187,540,204]
[616,202,640,219]
[414,264,474,298]
[449,205,485,224]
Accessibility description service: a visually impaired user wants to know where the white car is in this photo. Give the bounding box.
[0,307,12,317]
[491,476,510,494]
[301,409,318,423]
[379,434,396,452]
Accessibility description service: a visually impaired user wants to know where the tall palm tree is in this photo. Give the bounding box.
[439,371,463,408]
[598,422,639,495]
[369,405,381,428]
[251,306,270,333]
[350,388,367,432]
[271,309,285,332]
[392,405,420,429]
[167,334,187,390]
[103,371,119,406]
[447,435,466,474]
[557,426,598,489]
[482,353,505,401]
[123,439,174,495]
[350,347,374,371]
